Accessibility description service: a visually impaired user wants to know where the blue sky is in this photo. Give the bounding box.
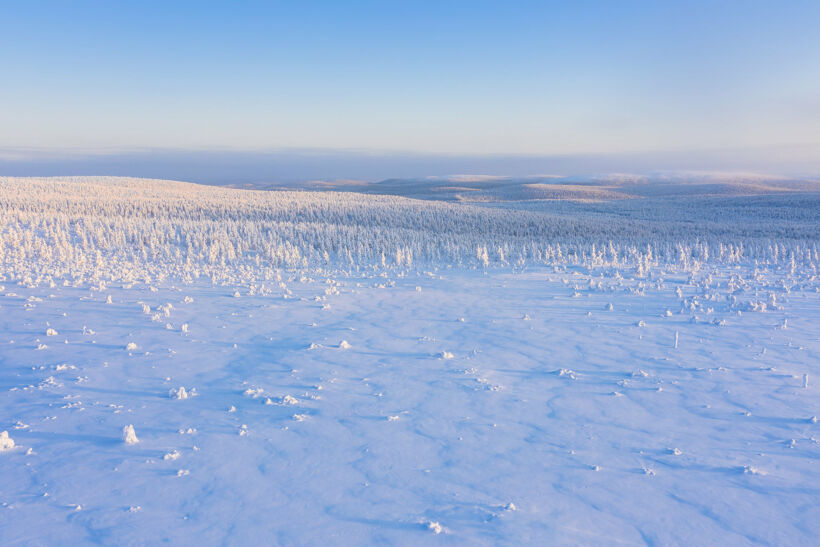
[1,1,819,175]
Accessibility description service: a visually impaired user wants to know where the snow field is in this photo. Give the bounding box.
[0,263,817,544]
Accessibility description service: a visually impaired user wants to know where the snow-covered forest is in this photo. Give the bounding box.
[1,176,818,285]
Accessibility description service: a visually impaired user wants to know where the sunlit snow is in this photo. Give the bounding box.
[0,176,818,544]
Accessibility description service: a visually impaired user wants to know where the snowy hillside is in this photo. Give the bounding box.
[1,176,818,283]
[1,177,818,544]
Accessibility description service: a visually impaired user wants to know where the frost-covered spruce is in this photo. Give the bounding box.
[1,176,817,284]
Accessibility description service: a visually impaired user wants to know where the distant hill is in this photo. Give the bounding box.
[288,172,820,202]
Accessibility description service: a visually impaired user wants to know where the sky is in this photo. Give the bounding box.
[1,1,819,180]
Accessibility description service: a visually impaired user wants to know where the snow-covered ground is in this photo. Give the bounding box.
[1,177,819,544]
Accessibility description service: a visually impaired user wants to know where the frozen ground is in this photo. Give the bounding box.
[0,177,819,544]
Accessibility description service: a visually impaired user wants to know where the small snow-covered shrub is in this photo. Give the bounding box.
[170,386,195,400]
[0,431,15,451]
[122,425,139,445]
